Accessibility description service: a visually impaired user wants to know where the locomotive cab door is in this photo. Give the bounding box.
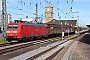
[21,25,24,37]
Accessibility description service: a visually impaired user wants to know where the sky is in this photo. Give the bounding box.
[0,0,90,27]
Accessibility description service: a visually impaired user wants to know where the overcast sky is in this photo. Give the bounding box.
[0,0,90,27]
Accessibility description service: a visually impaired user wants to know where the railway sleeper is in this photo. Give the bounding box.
[26,44,59,60]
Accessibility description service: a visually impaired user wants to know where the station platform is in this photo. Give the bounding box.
[69,33,90,60]
[61,33,90,60]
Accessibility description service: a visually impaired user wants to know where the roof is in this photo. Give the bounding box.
[46,19,77,26]
[86,22,90,28]
[45,4,52,8]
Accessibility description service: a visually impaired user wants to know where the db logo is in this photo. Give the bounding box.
[11,30,13,33]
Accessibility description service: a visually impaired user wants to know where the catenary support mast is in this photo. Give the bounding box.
[2,0,7,38]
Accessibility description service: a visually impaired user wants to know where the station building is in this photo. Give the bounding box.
[44,4,86,33]
[44,4,77,26]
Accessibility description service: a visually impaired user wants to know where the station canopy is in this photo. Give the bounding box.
[86,22,90,28]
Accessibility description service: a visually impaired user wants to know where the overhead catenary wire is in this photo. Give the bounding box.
[7,5,32,15]
[6,1,34,16]
[44,0,73,18]
[7,0,46,18]
[39,1,44,16]
[16,0,23,10]
[7,1,32,14]
[30,2,31,15]
[57,0,59,5]
[44,0,65,13]
[6,0,76,19]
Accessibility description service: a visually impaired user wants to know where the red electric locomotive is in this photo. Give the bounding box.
[6,20,48,42]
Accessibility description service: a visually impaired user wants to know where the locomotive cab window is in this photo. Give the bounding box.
[7,25,18,29]
[7,25,12,29]
[13,25,18,29]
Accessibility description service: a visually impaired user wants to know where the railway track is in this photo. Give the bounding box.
[0,37,61,55]
[0,34,76,55]
[0,43,11,47]
[26,35,78,60]
[9,34,79,60]
[0,35,80,60]
[0,37,58,47]
[0,33,74,47]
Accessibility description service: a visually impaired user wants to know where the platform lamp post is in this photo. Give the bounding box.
[71,24,72,33]
[67,23,69,40]
[77,16,79,35]
[59,16,62,40]
[58,13,62,41]
[65,20,69,40]
[65,22,67,39]
[70,24,72,39]
[61,21,63,40]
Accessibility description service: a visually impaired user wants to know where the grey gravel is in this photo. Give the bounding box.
[61,41,78,60]
[9,35,78,60]
[9,40,72,60]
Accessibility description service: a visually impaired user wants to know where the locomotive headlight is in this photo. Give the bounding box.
[6,31,10,33]
[13,31,17,33]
